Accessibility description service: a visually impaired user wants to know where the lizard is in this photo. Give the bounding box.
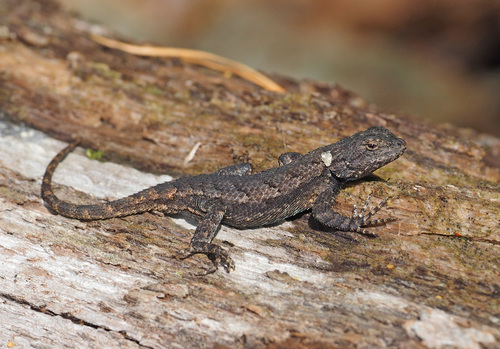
[41,126,406,273]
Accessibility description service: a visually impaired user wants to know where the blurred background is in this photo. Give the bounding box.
[59,0,500,135]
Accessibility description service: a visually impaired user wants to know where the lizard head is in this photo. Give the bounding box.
[323,126,406,181]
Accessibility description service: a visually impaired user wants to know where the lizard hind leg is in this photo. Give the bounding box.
[178,204,235,274]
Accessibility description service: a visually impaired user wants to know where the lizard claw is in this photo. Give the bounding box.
[350,195,395,235]
[176,245,235,274]
[176,247,195,260]
[208,249,235,273]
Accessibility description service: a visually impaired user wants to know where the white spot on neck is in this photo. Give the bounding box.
[321,151,332,167]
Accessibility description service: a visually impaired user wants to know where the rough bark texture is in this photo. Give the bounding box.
[0,1,499,348]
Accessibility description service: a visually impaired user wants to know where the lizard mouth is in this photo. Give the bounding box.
[385,137,407,165]
[392,137,407,160]
[396,137,407,152]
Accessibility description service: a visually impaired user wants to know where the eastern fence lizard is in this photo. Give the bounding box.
[41,126,406,273]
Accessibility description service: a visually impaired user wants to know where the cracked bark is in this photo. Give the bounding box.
[0,0,499,348]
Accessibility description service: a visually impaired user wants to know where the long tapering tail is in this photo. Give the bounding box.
[41,141,171,220]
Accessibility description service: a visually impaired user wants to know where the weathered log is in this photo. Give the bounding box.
[0,1,499,348]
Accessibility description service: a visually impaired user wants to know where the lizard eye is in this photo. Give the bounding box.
[365,142,378,150]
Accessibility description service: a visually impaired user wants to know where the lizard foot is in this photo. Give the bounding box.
[350,194,396,236]
[177,244,235,275]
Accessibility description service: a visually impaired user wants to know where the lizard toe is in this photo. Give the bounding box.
[176,247,195,260]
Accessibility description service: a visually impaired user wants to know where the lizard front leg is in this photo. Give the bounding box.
[179,203,235,274]
[312,184,393,236]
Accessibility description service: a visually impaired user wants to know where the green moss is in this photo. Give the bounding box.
[145,85,165,96]
[89,62,122,80]
[86,148,104,160]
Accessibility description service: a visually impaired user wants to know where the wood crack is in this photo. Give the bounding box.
[0,292,153,349]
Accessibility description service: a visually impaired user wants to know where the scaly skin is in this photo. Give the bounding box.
[42,127,406,273]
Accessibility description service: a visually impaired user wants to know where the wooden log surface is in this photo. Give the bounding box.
[0,0,499,348]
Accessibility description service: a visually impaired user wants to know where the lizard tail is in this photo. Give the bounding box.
[41,142,170,220]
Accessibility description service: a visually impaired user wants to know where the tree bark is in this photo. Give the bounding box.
[0,1,499,348]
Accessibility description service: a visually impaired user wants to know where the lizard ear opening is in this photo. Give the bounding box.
[320,151,333,167]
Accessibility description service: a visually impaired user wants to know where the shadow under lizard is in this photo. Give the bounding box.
[41,126,406,273]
